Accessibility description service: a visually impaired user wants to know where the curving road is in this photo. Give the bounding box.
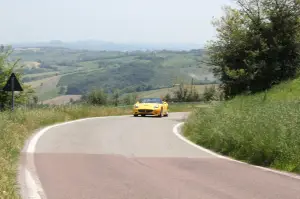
[19,112,300,199]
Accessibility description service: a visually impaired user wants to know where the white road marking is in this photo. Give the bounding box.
[25,169,42,199]
[173,122,300,180]
[172,122,224,158]
[22,115,131,199]
[20,114,300,199]
[26,115,131,153]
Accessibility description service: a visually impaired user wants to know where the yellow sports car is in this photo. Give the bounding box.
[133,97,168,117]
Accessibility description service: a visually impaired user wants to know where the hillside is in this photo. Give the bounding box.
[184,78,300,174]
[133,84,219,99]
[10,47,217,101]
[12,40,203,51]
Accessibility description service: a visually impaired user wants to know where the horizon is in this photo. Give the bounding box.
[0,0,234,45]
[9,39,206,51]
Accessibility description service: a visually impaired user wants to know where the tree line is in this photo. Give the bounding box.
[79,82,220,107]
[206,0,300,99]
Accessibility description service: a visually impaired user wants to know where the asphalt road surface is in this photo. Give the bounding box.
[19,112,300,199]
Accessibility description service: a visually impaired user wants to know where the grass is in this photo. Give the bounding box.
[24,71,58,78]
[78,60,100,69]
[183,78,300,174]
[27,75,61,89]
[26,75,62,101]
[0,102,199,199]
[168,102,209,112]
[38,87,61,101]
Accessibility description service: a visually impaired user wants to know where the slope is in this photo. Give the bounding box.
[184,78,300,174]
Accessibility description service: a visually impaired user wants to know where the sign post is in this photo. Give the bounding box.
[3,73,23,111]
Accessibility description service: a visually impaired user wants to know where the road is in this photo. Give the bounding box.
[19,112,300,199]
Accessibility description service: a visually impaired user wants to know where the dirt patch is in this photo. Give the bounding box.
[27,75,61,89]
[23,61,41,68]
[42,95,82,105]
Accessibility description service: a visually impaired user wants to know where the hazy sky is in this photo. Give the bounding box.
[0,0,234,45]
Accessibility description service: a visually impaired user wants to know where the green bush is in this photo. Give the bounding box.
[203,85,217,102]
[206,0,300,98]
[86,89,108,105]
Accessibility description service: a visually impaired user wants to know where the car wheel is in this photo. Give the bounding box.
[164,112,168,117]
[134,114,138,117]
[158,109,163,117]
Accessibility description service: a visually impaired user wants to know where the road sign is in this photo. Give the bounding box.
[2,73,23,111]
[3,73,23,91]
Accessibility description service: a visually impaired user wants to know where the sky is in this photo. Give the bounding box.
[0,0,234,45]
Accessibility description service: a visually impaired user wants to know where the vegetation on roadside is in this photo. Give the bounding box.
[0,46,34,110]
[184,78,300,173]
[184,0,300,175]
[78,82,221,107]
[205,0,300,99]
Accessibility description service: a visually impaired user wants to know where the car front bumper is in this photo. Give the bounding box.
[133,108,161,115]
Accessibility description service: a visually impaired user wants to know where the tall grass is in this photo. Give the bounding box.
[183,78,300,174]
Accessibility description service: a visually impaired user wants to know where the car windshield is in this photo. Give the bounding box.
[138,98,162,104]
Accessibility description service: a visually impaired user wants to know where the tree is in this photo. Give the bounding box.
[69,98,74,103]
[203,85,217,102]
[33,96,38,104]
[112,89,120,106]
[86,89,107,105]
[173,83,189,102]
[59,86,66,94]
[123,93,137,105]
[186,86,200,102]
[163,93,172,102]
[205,0,300,99]
[0,45,34,110]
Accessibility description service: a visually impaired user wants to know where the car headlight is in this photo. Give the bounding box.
[134,104,139,108]
[154,105,159,108]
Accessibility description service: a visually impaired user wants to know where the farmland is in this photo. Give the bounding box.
[10,47,217,103]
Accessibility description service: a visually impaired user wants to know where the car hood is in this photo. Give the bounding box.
[136,103,160,109]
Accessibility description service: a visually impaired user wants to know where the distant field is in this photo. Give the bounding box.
[134,84,219,99]
[24,72,58,78]
[26,75,62,101]
[78,60,99,69]
[25,68,105,101]
[42,95,82,105]
[22,61,41,68]
[11,48,217,101]
[28,75,61,89]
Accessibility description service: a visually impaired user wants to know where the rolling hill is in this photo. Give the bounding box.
[10,47,217,102]
[133,84,219,99]
[12,40,203,51]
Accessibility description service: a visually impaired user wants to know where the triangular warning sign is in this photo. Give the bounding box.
[3,73,23,91]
